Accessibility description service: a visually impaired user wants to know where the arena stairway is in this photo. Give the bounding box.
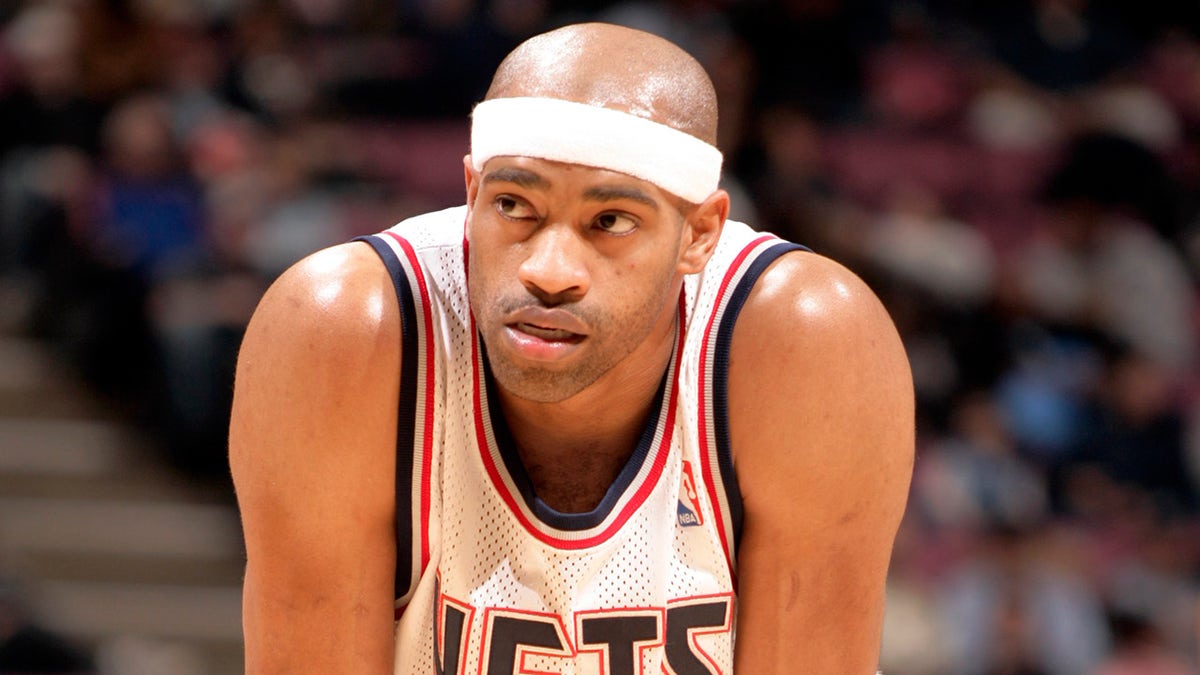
[0,333,245,675]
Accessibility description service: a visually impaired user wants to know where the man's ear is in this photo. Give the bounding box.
[463,155,480,211]
[677,189,729,275]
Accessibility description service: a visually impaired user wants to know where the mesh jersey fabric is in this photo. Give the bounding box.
[356,205,803,674]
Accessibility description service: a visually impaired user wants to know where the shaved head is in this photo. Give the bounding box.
[485,23,719,145]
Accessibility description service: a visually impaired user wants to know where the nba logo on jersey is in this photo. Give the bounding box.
[678,461,704,527]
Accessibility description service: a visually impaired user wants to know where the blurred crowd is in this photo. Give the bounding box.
[0,0,1197,673]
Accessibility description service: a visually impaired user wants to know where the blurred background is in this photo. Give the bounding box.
[0,0,1197,673]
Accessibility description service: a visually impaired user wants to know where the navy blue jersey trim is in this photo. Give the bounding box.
[354,235,418,600]
[480,343,669,531]
[712,241,807,553]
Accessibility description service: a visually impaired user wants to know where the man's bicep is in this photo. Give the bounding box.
[728,253,914,673]
[230,244,401,674]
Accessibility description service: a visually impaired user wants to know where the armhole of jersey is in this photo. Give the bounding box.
[353,233,433,611]
[704,240,808,575]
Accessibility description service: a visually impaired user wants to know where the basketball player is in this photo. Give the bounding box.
[230,23,913,674]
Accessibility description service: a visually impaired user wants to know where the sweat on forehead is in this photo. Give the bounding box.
[485,23,718,146]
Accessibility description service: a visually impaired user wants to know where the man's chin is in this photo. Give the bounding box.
[487,357,596,405]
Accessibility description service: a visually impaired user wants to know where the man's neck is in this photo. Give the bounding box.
[494,316,678,513]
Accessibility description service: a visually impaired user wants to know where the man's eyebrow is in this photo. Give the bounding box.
[482,167,549,189]
[581,185,660,210]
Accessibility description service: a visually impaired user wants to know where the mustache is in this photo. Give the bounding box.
[493,294,602,326]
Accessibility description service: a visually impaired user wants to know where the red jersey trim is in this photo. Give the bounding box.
[697,234,778,581]
[470,296,686,550]
[383,231,436,577]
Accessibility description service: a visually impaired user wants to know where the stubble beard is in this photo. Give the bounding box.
[475,285,676,405]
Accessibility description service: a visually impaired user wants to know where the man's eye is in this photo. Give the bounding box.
[495,196,536,219]
[594,213,638,234]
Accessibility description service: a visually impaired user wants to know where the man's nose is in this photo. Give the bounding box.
[517,223,590,304]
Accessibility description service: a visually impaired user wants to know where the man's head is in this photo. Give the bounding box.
[465,23,730,403]
[485,23,718,144]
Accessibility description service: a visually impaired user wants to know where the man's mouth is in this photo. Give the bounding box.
[503,306,590,343]
[511,322,585,343]
[499,310,589,363]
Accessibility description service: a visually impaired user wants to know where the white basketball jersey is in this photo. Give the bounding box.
[357,205,803,675]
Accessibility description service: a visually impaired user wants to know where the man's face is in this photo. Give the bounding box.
[466,156,689,403]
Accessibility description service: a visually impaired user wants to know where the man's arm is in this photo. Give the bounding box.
[229,242,400,674]
[730,252,914,673]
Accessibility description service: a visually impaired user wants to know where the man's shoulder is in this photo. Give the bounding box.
[246,241,400,364]
[729,247,909,396]
[736,248,884,339]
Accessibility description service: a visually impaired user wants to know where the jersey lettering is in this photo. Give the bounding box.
[578,609,665,675]
[664,597,734,675]
[430,594,733,675]
[480,609,573,675]
[434,584,473,675]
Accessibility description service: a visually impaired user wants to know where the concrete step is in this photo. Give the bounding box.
[33,580,244,675]
[0,471,233,504]
[0,497,242,561]
[16,551,244,587]
[0,337,104,419]
[94,634,244,675]
[0,332,246,673]
[0,417,150,475]
[34,580,242,643]
[0,336,68,392]
[0,416,233,504]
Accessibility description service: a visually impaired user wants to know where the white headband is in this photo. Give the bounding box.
[470,97,722,204]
